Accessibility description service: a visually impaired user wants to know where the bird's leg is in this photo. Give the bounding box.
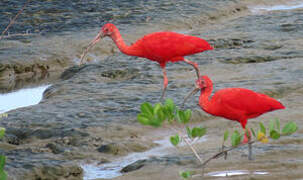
[184,58,200,79]
[243,127,253,160]
[248,141,253,160]
[160,67,168,101]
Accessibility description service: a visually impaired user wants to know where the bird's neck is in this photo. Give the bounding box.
[110,29,142,57]
[199,87,213,113]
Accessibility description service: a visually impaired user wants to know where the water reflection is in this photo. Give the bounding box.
[0,84,50,113]
[251,2,303,13]
[82,137,207,179]
[207,170,269,177]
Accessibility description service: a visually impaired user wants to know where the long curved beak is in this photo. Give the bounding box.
[79,32,104,65]
[182,87,200,107]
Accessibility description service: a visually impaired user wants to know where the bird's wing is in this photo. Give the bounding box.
[213,88,284,118]
[135,32,212,61]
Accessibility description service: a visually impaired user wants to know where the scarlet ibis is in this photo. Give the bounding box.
[194,75,285,159]
[80,23,213,100]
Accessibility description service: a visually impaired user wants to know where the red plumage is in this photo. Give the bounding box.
[81,23,213,99]
[197,75,285,129]
[133,32,213,67]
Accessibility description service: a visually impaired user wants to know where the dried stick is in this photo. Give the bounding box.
[169,126,204,164]
[200,140,256,167]
[183,137,203,164]
[0,0,31,42]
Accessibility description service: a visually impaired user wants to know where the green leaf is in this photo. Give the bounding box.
[0,155,5,171]
[269,119,275,132]
[179,171,192,179]
[231,130,241,147]
[155,108,166,122]
[183,109,192,124]
[176,110,185,123]
[164,99,176,121]
[0,128,5,139]
[275,118,280,132]
[250,128,256,138]
[191,127,207,138]
[282,122,298,135]
[149,117,162,127]
[165,99,175,112]
[177,109,192,124]
[137,114,150,126]
[153,103,162,115]
[140,102,153,117]
[0,171,7,180]
[170,134,180,146]
[259,122,266,135]
[186,126,192,138]
[223,130,229,142]
[270,130,280,140]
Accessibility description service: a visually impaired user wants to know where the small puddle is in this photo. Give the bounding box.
[0,85,50,113]
[251,2,303,13]
[82,137,207,180]
[206,170,268,177]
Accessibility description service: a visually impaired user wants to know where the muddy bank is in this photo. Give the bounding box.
[0,62,168,179]
[0,53,72,93]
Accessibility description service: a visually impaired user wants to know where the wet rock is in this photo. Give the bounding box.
[46,143,65,154]
[29,128,89,140]
[0,55,72,91]
[5,127,32,142]
[24,164,83,180]
[121,159,147,173]
[279,23,303,32]
[3,134,20,145]
[60,65,92,80]
[121,156,197,173]
[223,56,280,64]
[4,148,83,179]
[97,143,121,155]
[100,69,140,80]
[209,38,254,49]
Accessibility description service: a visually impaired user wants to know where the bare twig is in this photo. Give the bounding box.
[183,137,203,164]
[0,0,31,42]
[200,140,256,167]
[169,126,204,164]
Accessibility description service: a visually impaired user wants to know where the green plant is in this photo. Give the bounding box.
[137,99,298,179]
[0,127,6,180]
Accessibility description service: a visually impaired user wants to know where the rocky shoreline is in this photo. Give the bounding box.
[0,2,303,180]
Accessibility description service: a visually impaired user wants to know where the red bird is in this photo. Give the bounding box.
[194,75,285,159]
[80,23,213,99]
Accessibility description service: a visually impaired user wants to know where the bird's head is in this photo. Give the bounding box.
[89,23,117,46]
[195,75,212,90]
[79,23,117,65]
[100,23,116,37]
[182,75,212,106]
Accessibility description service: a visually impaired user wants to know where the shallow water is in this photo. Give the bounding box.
[82,137,207,179]
[251,1,303,13]
[206,170,269,177]
[0,84,50,113]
